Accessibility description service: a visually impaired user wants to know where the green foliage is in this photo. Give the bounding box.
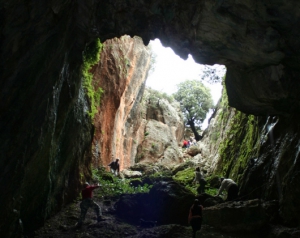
[205,187,218,196]
[148,170,173,184]
[173,80,213,128]
[82,38,104,119]
[92,169,152,197]
[172,168,219,195]
[146,87,174,104]
[201,65,226,84]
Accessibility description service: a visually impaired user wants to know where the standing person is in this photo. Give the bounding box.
[76,182,103,228]
[215,177,239,201]
[193,167,206,194]
[188,199,203,238]
[108,158,120,176]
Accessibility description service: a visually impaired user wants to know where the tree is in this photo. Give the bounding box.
[173,80,213,141]
[201,65,226,84]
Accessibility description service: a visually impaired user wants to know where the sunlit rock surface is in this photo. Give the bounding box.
[91,36,151,170]
[135,91,184,166]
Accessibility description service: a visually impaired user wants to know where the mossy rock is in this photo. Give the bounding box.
[172,160,197,175]
[172,167,194,185]
[207,175,221,188]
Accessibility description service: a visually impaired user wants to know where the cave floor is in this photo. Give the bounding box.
[28,194,258,238]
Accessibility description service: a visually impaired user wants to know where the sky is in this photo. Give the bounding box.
[146,39,226,129]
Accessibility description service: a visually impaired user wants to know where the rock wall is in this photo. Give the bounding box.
[200,87,300,227]
[91,36,151,170]
[2,0,300,236]
[135,90,185,166]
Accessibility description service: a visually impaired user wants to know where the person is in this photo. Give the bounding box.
[193,167,206,194]
[189,136,195,146]
[187,140,191,148]
[183,140,188,148]
[76,182,103,227]
[188,199,203,238]
[108,158,120,176]
[215,177,239,201]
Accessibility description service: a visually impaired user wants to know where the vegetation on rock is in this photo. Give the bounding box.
[208,79,260,184]
[146,87,174,104]
[82,38,104,119]
[91,168,152,197]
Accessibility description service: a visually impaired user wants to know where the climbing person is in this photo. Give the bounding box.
[188,199,203,238]
[108,158,120,176]
[193,167,206,194]
[215,177,239,201]
[75,182,103,228]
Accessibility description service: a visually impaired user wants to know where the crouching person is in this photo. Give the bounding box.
[75,182,103,227]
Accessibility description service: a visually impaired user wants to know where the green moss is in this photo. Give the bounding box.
[206,76,260,184]
[172,167,195,184]
[82,38,104,119]
[218,111,260,183]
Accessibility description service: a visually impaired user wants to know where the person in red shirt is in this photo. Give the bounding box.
[76,182,103,227]
[183,140,188,148]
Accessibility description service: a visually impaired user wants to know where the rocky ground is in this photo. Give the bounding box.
[28,191,259,238]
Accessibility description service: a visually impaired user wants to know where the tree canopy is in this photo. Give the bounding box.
[173,80,213,141]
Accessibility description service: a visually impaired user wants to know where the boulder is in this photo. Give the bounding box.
[121,169,143,179]
[115,181,195,225]
[187,146,201,156]
[204,199,269,233]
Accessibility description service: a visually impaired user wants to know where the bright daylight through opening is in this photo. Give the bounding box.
[146,39,227,130]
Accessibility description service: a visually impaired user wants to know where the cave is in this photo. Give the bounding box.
[1,1,300,237]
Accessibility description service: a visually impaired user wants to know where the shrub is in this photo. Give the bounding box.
[91,169,152,197]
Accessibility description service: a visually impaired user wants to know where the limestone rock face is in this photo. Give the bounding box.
[91,36,151,170]
[135,91,184,166]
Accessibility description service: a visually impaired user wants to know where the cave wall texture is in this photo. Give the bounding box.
[91,35,151,170]
[1,0,300,237]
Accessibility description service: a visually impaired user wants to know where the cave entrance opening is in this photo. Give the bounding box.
[146,38,226,130]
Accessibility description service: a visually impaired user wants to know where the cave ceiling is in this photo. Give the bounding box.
[94,0,300,115]
[2,0,300,116]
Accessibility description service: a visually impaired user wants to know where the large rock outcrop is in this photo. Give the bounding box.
[91,35,151,170]
[2,0,300,237]
[199,88,300,227]
[135,89,184,166]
